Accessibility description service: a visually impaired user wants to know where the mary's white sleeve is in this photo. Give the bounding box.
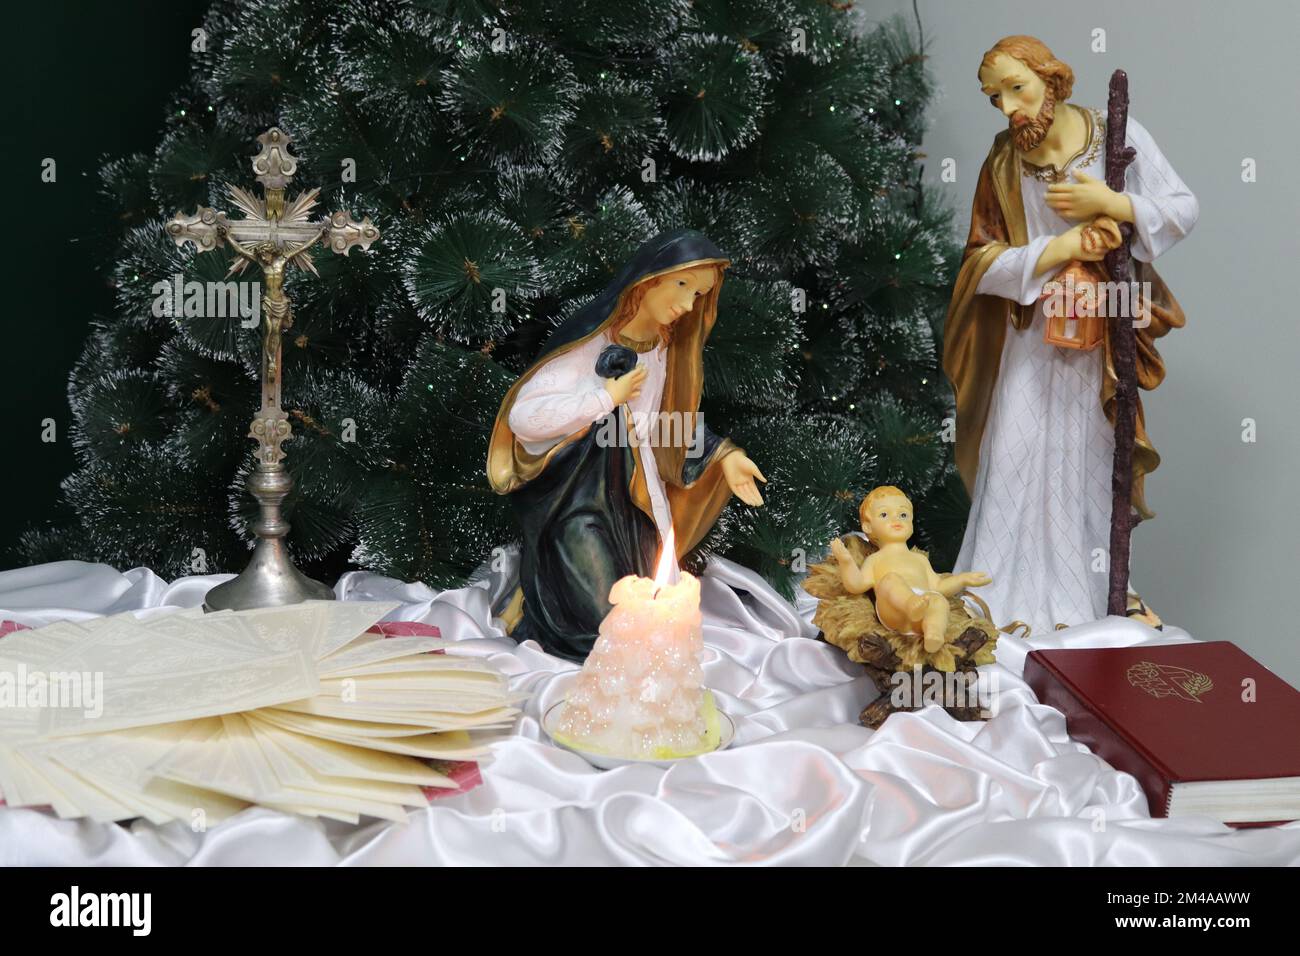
[508,344,616,445]
[974,234,1059,305]
[1122,117,1199,263]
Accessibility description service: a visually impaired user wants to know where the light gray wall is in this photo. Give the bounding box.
[860,0,1300,684]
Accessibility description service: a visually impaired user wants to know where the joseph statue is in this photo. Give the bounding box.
[944,35,1197,634]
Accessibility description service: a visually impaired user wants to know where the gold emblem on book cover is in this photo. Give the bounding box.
[1127,661,1214,703]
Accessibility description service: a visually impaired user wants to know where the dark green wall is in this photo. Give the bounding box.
[2,1,208,567]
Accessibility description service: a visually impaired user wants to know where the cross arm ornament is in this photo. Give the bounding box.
[163,127,379,272]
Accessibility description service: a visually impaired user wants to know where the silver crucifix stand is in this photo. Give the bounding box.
[165,127,380,611]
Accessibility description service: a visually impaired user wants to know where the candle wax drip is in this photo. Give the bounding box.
[553,571,720,760]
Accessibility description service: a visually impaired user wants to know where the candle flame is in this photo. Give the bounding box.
[653,526,678,589]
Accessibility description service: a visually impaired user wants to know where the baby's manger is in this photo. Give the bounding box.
[804,534,1007,729]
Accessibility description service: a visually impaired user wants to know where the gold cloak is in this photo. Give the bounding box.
[486,257,738,557]
[942,127,1186,521]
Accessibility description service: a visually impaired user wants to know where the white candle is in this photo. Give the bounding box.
[553,529,721,760]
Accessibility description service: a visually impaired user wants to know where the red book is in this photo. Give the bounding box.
[1025,641,1300,825]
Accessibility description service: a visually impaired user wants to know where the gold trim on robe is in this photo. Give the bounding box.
[942,123,1185,521]
[486,256,738,557]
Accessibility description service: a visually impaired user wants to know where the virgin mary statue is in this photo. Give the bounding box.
[487,229,766,661]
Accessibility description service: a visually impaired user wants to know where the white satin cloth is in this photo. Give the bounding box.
[0,557,1295,866]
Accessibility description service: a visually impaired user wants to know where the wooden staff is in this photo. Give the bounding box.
[1103,70,1139,616]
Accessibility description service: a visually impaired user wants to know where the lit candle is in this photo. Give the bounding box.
[552,528,722,760]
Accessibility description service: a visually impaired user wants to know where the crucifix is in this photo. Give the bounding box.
[165,127,380,612]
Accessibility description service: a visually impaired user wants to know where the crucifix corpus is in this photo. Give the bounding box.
[165,127,380,612]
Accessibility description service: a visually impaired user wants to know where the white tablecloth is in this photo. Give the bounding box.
[0,557,1296,866]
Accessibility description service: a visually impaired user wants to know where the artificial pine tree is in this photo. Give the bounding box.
[23,0,966,599]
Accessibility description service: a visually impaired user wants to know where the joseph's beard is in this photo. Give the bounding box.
[1011,90,1055,152]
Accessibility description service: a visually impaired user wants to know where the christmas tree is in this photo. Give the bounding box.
[23,0,965,599]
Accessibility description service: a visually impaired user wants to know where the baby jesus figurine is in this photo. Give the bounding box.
[830,486,992,653]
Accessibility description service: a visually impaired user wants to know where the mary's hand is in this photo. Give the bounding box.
[604,366,648,405]
[721,452,766,506]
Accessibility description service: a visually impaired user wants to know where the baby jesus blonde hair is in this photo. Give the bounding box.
[859,485,912,540]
